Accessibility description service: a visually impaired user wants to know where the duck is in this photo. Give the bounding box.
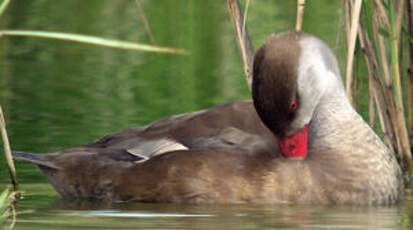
[14,31,404,205]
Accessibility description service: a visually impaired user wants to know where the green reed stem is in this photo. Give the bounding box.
[0,105,19,194]
[388,0,412,163]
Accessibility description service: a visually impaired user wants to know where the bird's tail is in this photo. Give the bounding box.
[13,151,57,169]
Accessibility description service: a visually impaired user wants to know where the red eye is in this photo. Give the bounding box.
[289,100,297,111]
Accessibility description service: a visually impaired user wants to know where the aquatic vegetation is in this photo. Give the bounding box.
[0,188,16,229]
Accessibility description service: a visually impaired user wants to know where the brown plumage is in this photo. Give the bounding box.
[14,31,404,205]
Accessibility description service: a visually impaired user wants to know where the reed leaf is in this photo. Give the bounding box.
[0,0,10,17]
[0,30,188,55]
[135,0,156,46]
[0,188,15,228]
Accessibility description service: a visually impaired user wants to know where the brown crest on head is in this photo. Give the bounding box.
[252,31,302,138]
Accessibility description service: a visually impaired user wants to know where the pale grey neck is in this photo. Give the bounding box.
[308,86,363,148]
[298,34,392,161]
[307,83,394,166]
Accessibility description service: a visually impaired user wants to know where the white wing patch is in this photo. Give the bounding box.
[127,138,188,163]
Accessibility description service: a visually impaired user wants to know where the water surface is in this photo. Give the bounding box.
[4,182,412,230]
[1,0,410,229]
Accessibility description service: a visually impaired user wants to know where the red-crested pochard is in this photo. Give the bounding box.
[14,31,404,205]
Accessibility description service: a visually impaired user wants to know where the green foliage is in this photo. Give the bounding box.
[0,188,14,227]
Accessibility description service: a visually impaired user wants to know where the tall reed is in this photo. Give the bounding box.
[344,0,412,175]
[296,0,306,31]
[407,0,413,162]
[227,0,254,88]
[0,106,19,194]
